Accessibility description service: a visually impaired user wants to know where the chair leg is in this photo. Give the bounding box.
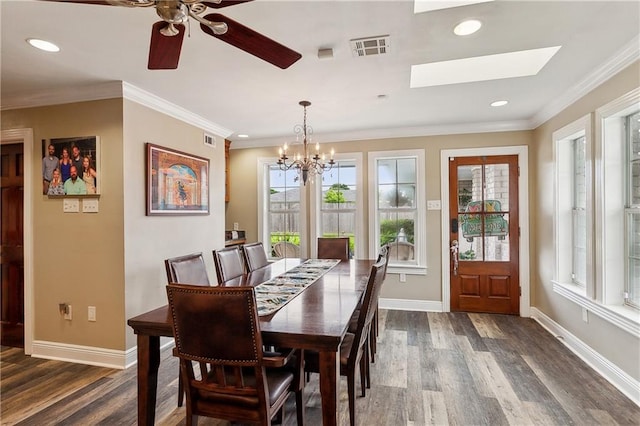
[359,354,367,397]
[177,373,184,407]
[296,388,305,426]
[348,371,356,426]
[369,325,376,364]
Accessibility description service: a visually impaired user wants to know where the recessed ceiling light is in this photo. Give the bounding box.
[454,19,482,36]
[237,134,249,138]
[491,100,508,107]
[27,38,60,52]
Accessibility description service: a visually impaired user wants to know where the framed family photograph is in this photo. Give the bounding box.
[146,143,210,215]
[43,136,99,196]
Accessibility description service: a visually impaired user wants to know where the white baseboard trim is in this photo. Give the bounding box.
[379,298,442,312]
[32,339,177,370]
[530,307,640,406]
[31,340,127,369]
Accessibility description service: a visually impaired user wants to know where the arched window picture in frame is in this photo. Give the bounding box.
[43,136,99,196]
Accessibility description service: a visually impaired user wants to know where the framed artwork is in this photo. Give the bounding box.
[43,136,99,196]
[146,143,209,215]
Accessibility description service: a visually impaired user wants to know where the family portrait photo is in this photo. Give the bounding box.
[42,136,99,196]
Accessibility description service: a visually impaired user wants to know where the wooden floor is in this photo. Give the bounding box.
[2,311,638,425]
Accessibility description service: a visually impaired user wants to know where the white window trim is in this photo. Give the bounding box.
[310,152,365,259]
[552,114,593,298]
[257,157,308,258]
[368,149,427,275]
[440,146,530,317]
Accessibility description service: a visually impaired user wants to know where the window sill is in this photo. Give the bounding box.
[388,265,427,275]
[552,281,640,337]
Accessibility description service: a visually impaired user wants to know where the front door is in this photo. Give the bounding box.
[449,155,519,314]
[1,143,24,347]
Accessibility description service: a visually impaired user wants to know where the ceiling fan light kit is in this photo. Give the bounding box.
[44,0,301,70]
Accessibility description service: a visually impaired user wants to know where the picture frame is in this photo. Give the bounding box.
[146,143,209,215]
[43,136,100,196]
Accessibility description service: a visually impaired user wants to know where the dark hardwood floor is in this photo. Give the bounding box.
[2,311,638,425]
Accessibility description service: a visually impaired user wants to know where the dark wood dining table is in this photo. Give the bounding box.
[127,258,374,426]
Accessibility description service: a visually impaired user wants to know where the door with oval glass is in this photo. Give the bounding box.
[449,155,519,314]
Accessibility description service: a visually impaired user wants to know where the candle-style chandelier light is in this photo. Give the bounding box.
[277,100,335,185]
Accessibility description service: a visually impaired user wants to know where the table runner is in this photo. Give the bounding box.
[255,259,340,316]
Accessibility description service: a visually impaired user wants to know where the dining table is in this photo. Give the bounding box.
[127,258,375,426]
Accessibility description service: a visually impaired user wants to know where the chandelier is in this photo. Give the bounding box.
[277,100,335,185]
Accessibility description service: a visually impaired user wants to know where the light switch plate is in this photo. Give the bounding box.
[427,200,441,210]
[83,198,99,213]
[63,198,80,213]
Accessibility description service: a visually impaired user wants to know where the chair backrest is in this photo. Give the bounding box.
[242,242,270,272]
[212,246,245,283]
[164,252,210,286]
[376,244,390,281]
[273,241,300,258]
[317,237,350,260]
[166,284,274,424]
[387,241,414,261]
[349,258,387,364]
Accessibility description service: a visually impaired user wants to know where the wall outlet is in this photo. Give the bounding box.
[83,199,99,213]
[64,304,72,320]
[399,273,407,282]
[581,307,589,323]
[63,199,80,213]
[88,306,96,322]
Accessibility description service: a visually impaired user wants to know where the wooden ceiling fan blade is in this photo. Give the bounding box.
[202,1,254,9]
[200,13,301,69]
[148,22,185,70]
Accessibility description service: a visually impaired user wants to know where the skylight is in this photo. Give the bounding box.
[410,46,562,88]
[414,0,494,14]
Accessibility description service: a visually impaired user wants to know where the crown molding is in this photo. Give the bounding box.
[0,81,233,138]
[0,81,123,111]
[229,119,532,149]
[530,35,640,129]
[121,82,233,138]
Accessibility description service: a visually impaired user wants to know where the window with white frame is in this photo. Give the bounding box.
[598,89,640,312]
[368,150,426,273]
[257,160,304,258]
[553,115,591,294]
[312,155,364,258]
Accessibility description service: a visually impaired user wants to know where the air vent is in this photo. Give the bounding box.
[350,35,390,57]
[204,133,216,148]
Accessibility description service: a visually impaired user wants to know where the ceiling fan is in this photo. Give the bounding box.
[43,0,302,70]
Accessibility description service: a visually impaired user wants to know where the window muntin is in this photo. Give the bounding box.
[625,111,640,308]
[572,136,587,286]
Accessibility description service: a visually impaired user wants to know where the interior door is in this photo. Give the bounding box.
[1,143,24,347]
[449,155,519,314]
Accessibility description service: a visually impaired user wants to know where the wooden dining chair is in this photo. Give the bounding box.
[164,252,211,286]
[317,237,350,260]
[212,246,245,283]
[164,252,211,407]
[305,257,387,426]
[166,284,305,426]
[242,241,270,272]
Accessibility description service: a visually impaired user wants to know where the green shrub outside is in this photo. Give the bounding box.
[379,218,415,245]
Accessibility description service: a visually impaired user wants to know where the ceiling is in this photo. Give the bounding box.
[1,0,639,148]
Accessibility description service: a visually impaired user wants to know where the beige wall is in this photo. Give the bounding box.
[2,97,227,353]
[226,131,532,302]
[2,99,126,349]
[122,100,226,349]
[532,60,640,379]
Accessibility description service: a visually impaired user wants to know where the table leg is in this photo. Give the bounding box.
[318,349,340,426]
[137,334,161,426]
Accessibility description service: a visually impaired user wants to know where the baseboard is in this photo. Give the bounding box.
[31,340,128,369]
[379,298,442,312]
[530,307,640,406]
[32,338,177,370]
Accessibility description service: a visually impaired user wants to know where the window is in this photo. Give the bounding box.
[553,89,640,336]
[311,154,364,258]
[369,150,426,274]
[257,160,305,258]
[553,115,592,295]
